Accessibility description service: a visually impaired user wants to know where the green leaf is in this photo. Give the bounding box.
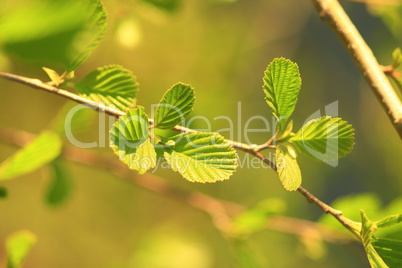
[109,107,157,174]
[6,230,37,268]
[45,160,72,207]
[0,132,62,180]
[275,144,301,191]
[154,83,195,129]
[163,132,238,183]
[263,58,301,130]
[290,116,355,163]
[392,48,402,68]
[360,210,389,268]
[0,0,107,72]
[74,65,139,112]
[376,214,402,229]
[373,238,402,268]
[0,187,8,199]
[66,0,107,71]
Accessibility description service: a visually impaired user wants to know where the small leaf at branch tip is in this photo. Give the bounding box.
[42,67,64,86]
[154,82,195,129]
[263,58,301,131]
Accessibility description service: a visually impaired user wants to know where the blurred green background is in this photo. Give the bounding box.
[0,0,402,267]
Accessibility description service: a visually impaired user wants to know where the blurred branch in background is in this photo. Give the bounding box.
[0,126,355,245]
[312,0,402,139]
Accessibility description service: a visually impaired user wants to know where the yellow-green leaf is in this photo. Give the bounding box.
[164,132,238,183]
[275,144,301,191]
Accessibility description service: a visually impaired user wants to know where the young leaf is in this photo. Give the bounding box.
[290,116,354,162]
[263,58,301,130]
[154,83,195,129]
[275,144,301,191]
[360,210,389,268]
[163,132,238,183]
[0,132,62,181]
[373,238,402,268]
[45,160,73,207]
[66,0,107,72]
[376,214,402,229]
[109,107,157,174]
[392,48,402,69]
[74,65,139,112]
[6,230,37,268]
[42,67,64,86]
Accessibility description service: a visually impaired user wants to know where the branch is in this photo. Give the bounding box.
[0,72,357,234]
[0,126,354,243]
[311,0,402,139]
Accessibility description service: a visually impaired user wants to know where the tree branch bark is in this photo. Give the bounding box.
[311,0,402,139]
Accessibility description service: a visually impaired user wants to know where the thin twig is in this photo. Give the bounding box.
[0,126,354,243]
[311,0,402,139]
[0,72,357,233]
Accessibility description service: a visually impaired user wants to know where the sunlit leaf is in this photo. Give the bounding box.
[164,132,238,183]
[45,160,72,207]
[0,0,107,71]
[42,67,64,86]
[66,0,107,71]
[74,65,139,112]
[376,214,402,229]
[392,48,402,68]
[0,132,62,180]
[263,58,301,130]
[291,116,354,162]
[154,83,195,129]
[6,230,37,268]
[360,211,389,268]
[275,144,301,191]
[109,107,157,174]
[373,238,402,268]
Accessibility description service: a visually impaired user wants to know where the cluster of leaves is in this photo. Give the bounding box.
[0,1,401,267]
[262,58,354,190]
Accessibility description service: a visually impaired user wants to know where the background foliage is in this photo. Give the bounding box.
[0,0,402,267]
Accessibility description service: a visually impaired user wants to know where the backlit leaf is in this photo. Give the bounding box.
[263,58,301,130]
[45,160,72,207]
[360,210,389,268]
[6,230,37,268]
[66,0,107,71]
[154,83,195,129]
[275,144,301,191]
[74,65,139,112]
[291,116,354,162]
[0,132,62,180]
[164,132,238,183]
[109,107,157,174]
